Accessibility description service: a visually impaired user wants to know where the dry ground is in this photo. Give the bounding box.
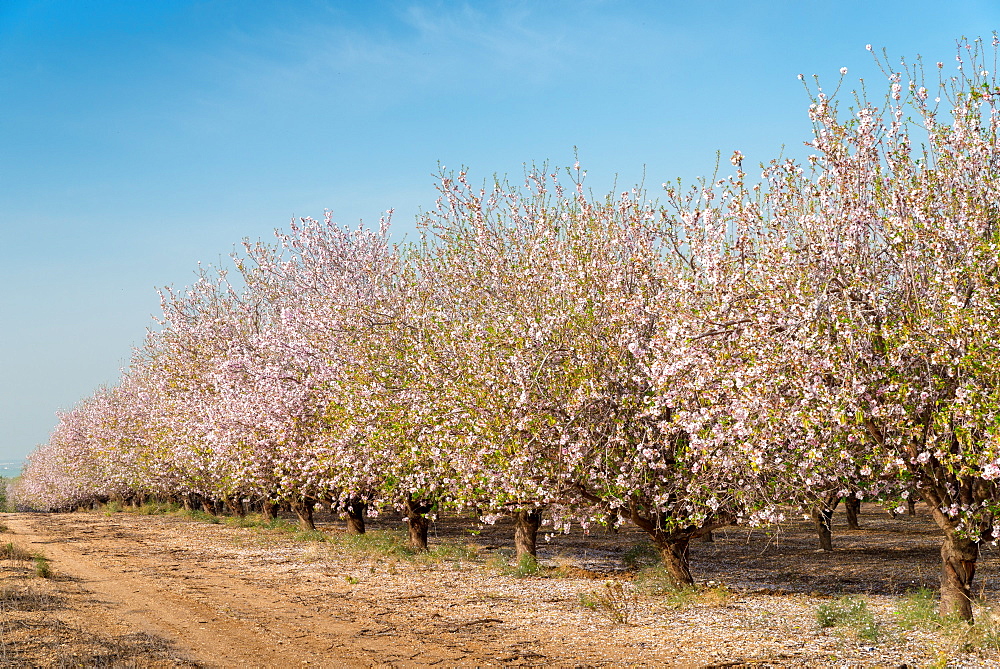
[1,503,1000,667]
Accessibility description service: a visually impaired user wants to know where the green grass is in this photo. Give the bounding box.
[182,509,221,524]
[629,565,731,608]
[487,552,543,577]
[177,507,478,564]
[633,564,697,596]
[422,540,480,563]
[1,542,53,579]
[894,588,1000,657]
[816,595,881,642]
[91,502,498,572]
[622,542,661,570]
[319,528,481,565]
[135,501,181,515]
[32,554,52,579]
[102,500,124,515]
[293,529,329,542]
[218,514,298,531]
[896,587,940,630]
[336,529,418,558]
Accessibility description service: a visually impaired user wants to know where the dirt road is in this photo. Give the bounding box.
[6,509,693,667]
[1,507,996,666]
[2,512,518,667]
[5,513,364,666]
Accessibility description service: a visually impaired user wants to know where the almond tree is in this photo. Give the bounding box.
[790,41,1000,620]
[238,211,416,533]
[661,38,1000,619]
[407,166,755,578]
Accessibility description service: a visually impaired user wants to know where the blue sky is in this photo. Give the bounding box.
[2,0,998,469]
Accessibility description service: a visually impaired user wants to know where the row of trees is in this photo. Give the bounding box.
[14,40,1000,619]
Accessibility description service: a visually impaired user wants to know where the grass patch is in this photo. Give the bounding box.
[293,529,329,543]
[181,509,221,524]
[622,542,661,570]
[32,554,52,579]
[579,580,638,624]
[632,566,731,609]
[633,565,718,598]
[486,552,609,579]
[135,501,181,515]
[0,541,34,563]
[487,551,544,578]
[181,509,478,564]
[261,517,297,531]
[1,542,53,579]
[336,529,416,559]
[102,500,124,515]
[219,514,297,531]
[0,583,59,611]
[895,588,1000,656]
[659,582,732,610]
[896,587,939,630]
[633,565,680,596]
[321,529,483,567]
[424,541,480,562]
[950,611,1000,656]
[816,595,881,642]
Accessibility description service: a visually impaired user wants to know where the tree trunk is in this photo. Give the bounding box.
[812,506,834,551]
[657,537,694,586]
[513,509,543,559]
[698,528,715,543]
[405,498,431,551]
[606,511,619,534]
[345,499,367,535]
[262,501,281,522]
[290,498,316,531]
[908,496,917,516]
[224,497,246,518]
[940,534,979,620]
[844,497,861,530]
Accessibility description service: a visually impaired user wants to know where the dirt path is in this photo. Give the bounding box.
[2,507,1000,666]
[2,513,495,667]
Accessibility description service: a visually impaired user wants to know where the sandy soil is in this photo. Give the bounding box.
[1,504,1000,667]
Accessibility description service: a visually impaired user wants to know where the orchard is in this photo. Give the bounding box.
[13,38,1000,622]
